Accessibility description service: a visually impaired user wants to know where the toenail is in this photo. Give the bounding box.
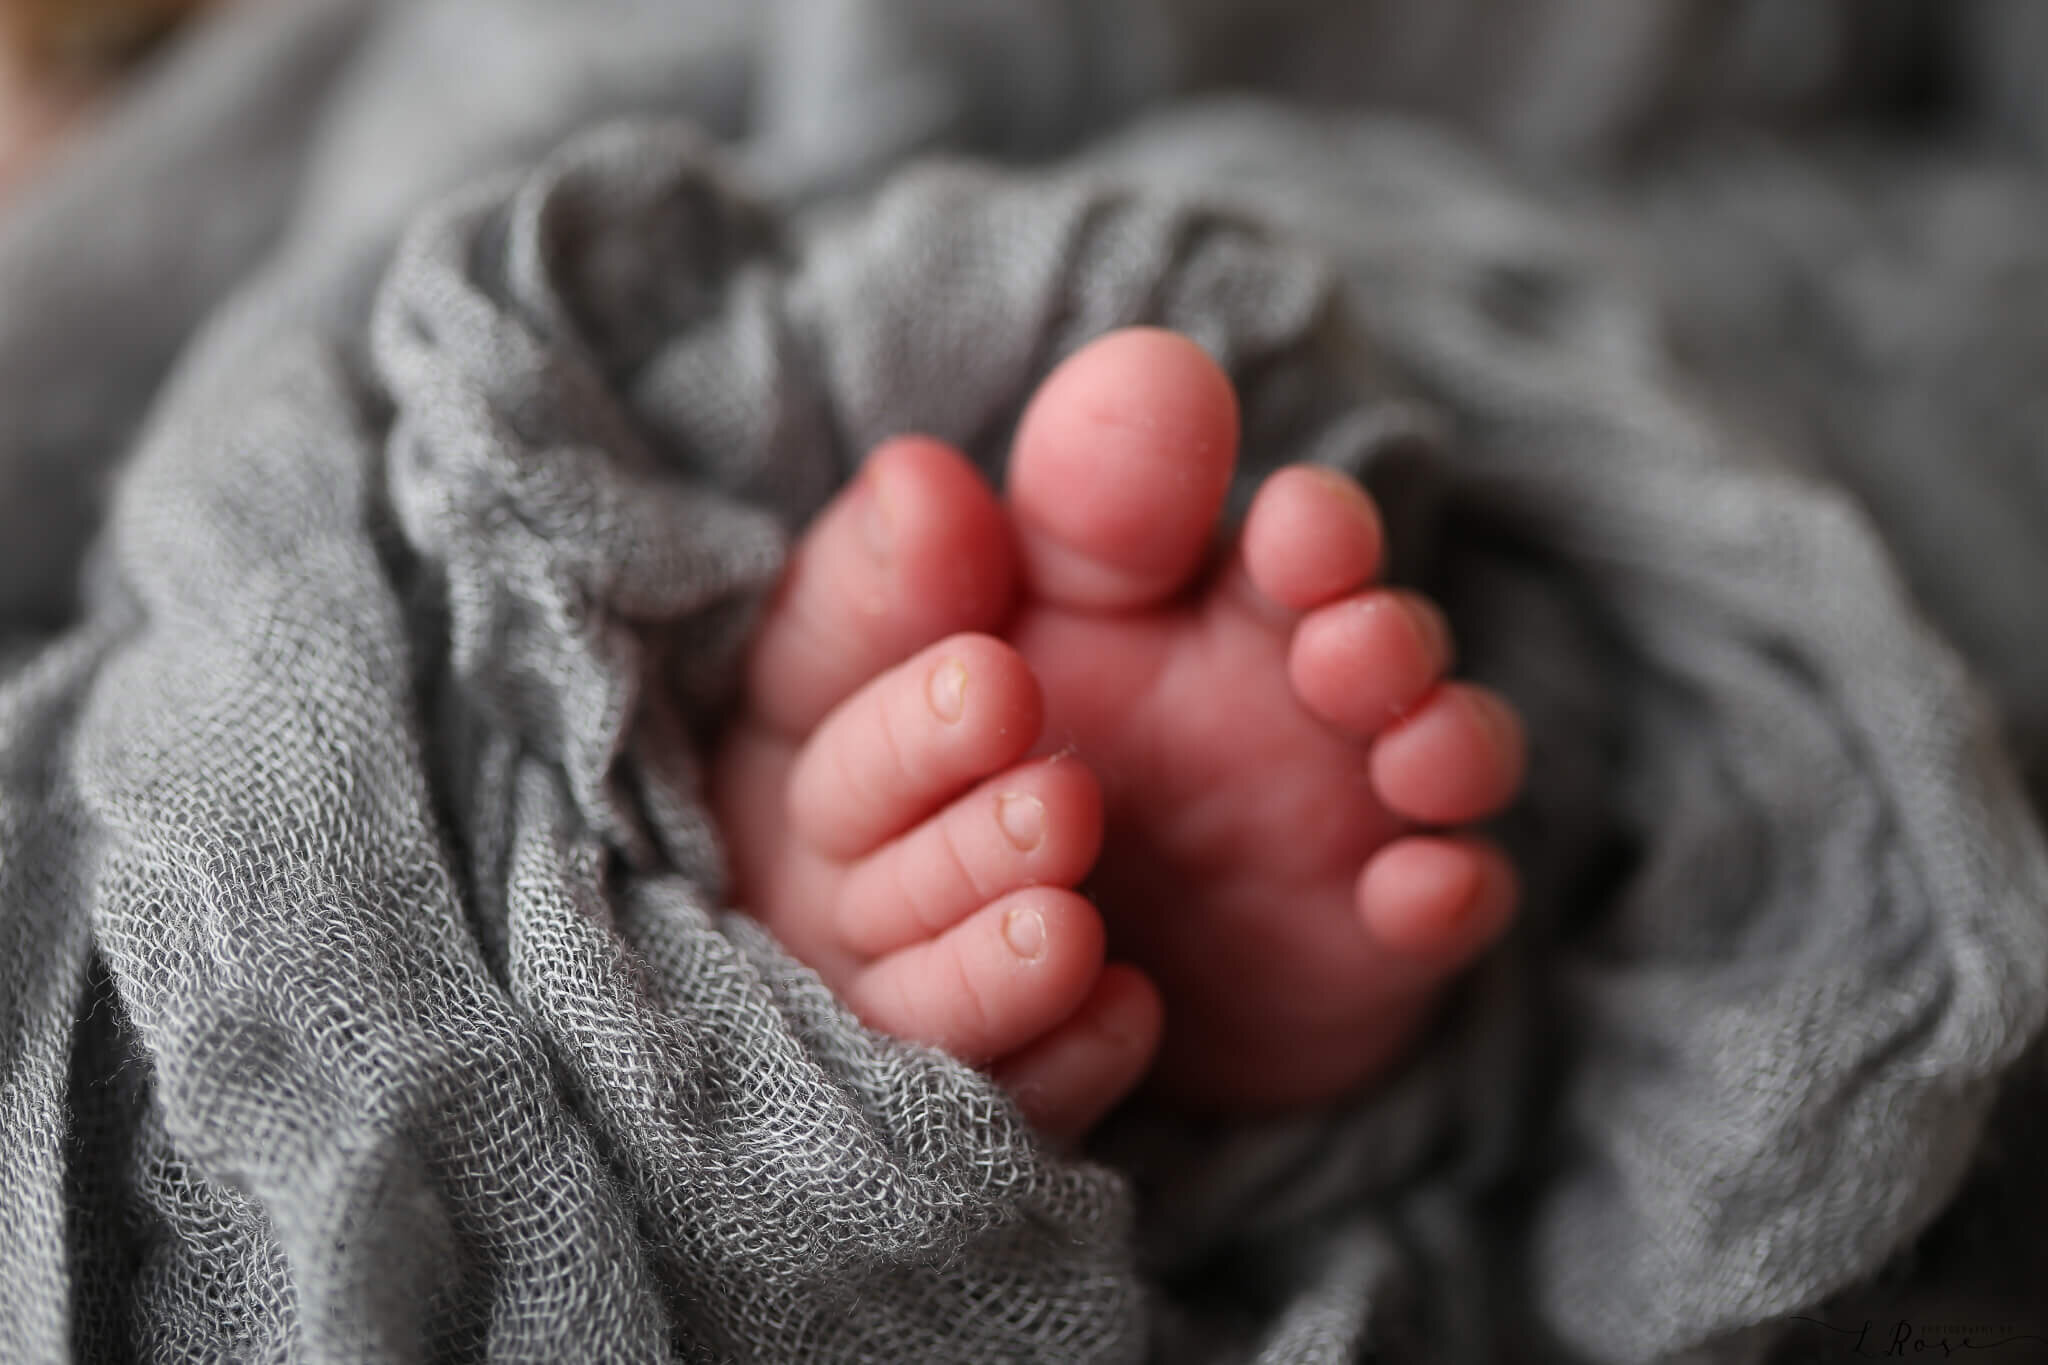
[1003,905,1046,960]
[1399,594,1453,672]
[996,793,1045,851]
[860,472,893,561]
[928,658,967,722]
[1306,463,1372,512]
[1467,688,1524,760]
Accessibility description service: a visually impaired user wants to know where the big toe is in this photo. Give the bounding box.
[1008,328,1239,612]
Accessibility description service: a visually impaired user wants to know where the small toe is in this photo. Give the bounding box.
[835,756,1104,958]
[1240,464,1385,614]
[1290,589,1453,736]
[748,436,1017,737]
[787,633,1043,860]
[1008,328,1238,612]
[1357,835,1517,967]
[1368,683,1526,825]
[844,887,1106,1066]
[991,964,1163,1142]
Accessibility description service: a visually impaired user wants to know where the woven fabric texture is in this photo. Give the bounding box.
[2,2,2046,1361]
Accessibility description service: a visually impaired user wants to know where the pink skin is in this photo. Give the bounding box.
[712,329,1525,1134]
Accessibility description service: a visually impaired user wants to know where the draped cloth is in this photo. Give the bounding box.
[2,2,2045,1361]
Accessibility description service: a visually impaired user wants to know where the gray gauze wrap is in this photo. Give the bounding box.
[2,2,2046,1363]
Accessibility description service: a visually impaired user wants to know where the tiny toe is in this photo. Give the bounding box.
[748,436,1017,736]
[1290,590,1453,736]
[836,756,1104,958]
[1241,465,1385,613]
[788,633,1042,860]
[990,965,1164,1142]
[1357,836,1517,968]
[1009,328,1238,611]
[1369,683,1526,824]
[845,888,1106,1065]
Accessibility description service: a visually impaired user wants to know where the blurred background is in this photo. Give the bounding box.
[7,0,2046,781]
[3,1,2044,1354]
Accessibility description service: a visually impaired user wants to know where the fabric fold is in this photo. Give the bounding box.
[1,3,2046,1362]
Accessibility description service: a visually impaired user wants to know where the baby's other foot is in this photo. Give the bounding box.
[711,437,1163,1140]
[1006,329,1525,1111]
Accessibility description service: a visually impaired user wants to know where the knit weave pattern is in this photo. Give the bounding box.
[2,3,2046,1362]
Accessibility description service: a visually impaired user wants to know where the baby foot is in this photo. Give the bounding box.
[710,436,1163,1141]
[711,327,1524,1128]
[1004,329,1524,1110]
